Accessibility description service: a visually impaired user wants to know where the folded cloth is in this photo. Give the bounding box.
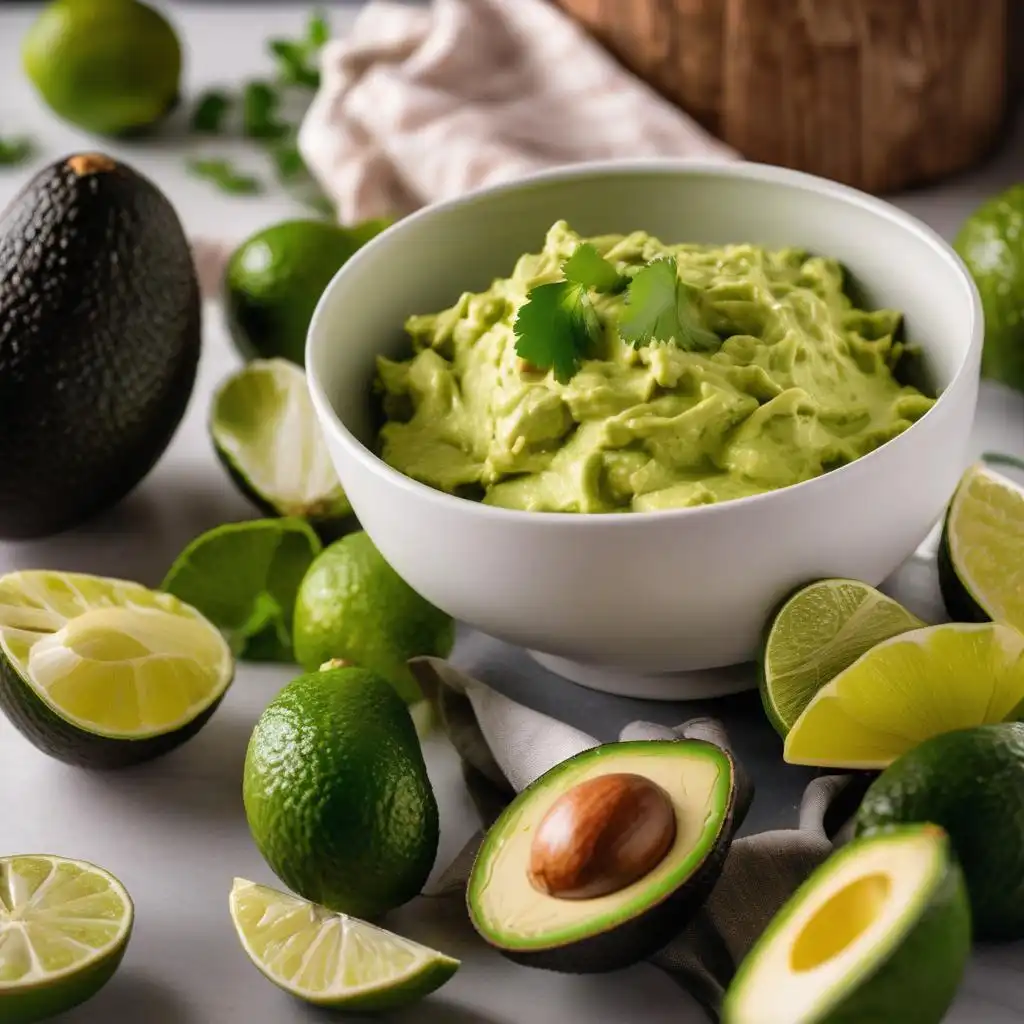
[298,0,737,225]
[411,657,861,1022]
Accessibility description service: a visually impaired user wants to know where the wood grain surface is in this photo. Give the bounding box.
[553,0,1009,192]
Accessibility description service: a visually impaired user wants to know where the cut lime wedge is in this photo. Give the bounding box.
[0,570,234,767]
[760,579,924,736]
[784,622,1024,770]
[229,878,459,1011]
[941,462,1024,633]
[211,359,352,533]
[0,855,133,1023]
[162,518,321,662]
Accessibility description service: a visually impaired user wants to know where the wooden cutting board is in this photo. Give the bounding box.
[552,0,1009,193]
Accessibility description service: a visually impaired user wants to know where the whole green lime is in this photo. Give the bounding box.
[955,186,1024,393]
[293,532,454,703]
[855,722,1024,940]
[243,664,439,919]
[225,218,392,366]
[22,0,182,136]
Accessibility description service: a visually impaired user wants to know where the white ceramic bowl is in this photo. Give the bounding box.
[307,160,982,700]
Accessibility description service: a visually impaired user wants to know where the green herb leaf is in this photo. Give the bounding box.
[514,281,602,384]
[307,10,330,47]
[242,81,290,140]
[562,242,626,293]
[186,158,264,195]
[269,39,321,89]
[271,140,306,181]
[191,91,232,134]
[0,137,33,167]
[618,257,721,352]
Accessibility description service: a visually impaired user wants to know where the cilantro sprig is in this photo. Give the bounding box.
[513,246,721,383]
[513,244,625,383]
[618,257,720,352]
[0,136,34,167]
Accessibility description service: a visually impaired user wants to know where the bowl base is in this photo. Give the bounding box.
[527,651,757,701]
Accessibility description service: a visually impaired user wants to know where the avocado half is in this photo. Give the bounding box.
[722,824,971,1024]
[467,739,746,973]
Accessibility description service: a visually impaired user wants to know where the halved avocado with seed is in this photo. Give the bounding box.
[722,824,971,1024]
[467,739,747,973]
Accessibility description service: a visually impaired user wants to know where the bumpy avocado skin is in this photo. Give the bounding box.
[469,741,749,975]
[0,153,200,537]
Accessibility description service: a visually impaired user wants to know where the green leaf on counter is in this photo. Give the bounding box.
[242,81,290,140]
[0,137,34,167]
[307,10,330,48]
[618,257,721,353]
[191,91,232,134]
[186,158,264,195]
[271,140,306,181]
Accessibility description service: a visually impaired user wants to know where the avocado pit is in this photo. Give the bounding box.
[528,772,676,899]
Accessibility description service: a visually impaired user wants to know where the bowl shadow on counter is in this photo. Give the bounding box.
[61,974,193,1024]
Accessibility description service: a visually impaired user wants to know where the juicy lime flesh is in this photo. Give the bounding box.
[230,879,457,1007]
[784,622,1024,769]
[162,518,321,662]
[947,465,1024,632]
[0,571,232,739]
[0,856,131,985]
[763,580,923,733]
[212,360,348,519]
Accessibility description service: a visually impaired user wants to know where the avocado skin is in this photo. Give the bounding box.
[0,153,200,538]
[472,743,748,975]
[0,652,225,769]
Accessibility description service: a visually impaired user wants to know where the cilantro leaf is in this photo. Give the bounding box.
[191,91,232,134]
[242,81,290,140]
[307,11,330,47]
[514,281,602,384]
[0,137,33,167]
[271,140,306,181]
[269,39,321,89]
[562,242,627,293]
[186,158,264,195]
[618,258,721,352]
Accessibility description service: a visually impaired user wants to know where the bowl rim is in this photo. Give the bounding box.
[306,157,983,528]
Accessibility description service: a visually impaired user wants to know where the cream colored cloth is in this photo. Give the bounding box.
[298,0,737,225]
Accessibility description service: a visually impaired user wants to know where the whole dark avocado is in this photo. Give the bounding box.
[0,152,200,538]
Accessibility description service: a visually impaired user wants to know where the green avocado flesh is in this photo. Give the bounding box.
[467,739,739,973]
[375,221,934,513]
[722,825,971,1024]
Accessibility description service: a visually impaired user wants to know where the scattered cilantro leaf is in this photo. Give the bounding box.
[271,140,306,181]
[0,137,33,167]
[562,242,626,293]
[186,158,264,195]
[191,91,232,133]
[514,281,602,384]
[269,39,321,90]
[243,81,290,140]
[618,257,721,352]
[307,10,330,47]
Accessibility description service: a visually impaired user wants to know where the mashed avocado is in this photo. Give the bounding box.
[375,221,935,513]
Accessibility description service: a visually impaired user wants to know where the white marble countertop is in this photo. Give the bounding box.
[0,3,1023,1022]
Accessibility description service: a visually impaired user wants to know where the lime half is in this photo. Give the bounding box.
[760,579,924,736]
[162,518,321,662]
[784,622,1024,770]
[940,462,1024,632]
[0,856,133,1023]
[211,359,351,534]
[229,878,458,1011]
[0,570,234,767]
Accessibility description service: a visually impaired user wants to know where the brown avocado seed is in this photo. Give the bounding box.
[528,772,677,900]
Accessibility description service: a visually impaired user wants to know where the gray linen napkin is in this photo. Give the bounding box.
[411,657,860,1021]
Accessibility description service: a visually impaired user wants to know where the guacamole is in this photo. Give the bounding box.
[375,221,935,513]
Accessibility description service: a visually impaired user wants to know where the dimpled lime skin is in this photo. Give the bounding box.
[243,666,439,919]
[955,187,1024,393]
[855,723,1024,940]
[292,532,454,704]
